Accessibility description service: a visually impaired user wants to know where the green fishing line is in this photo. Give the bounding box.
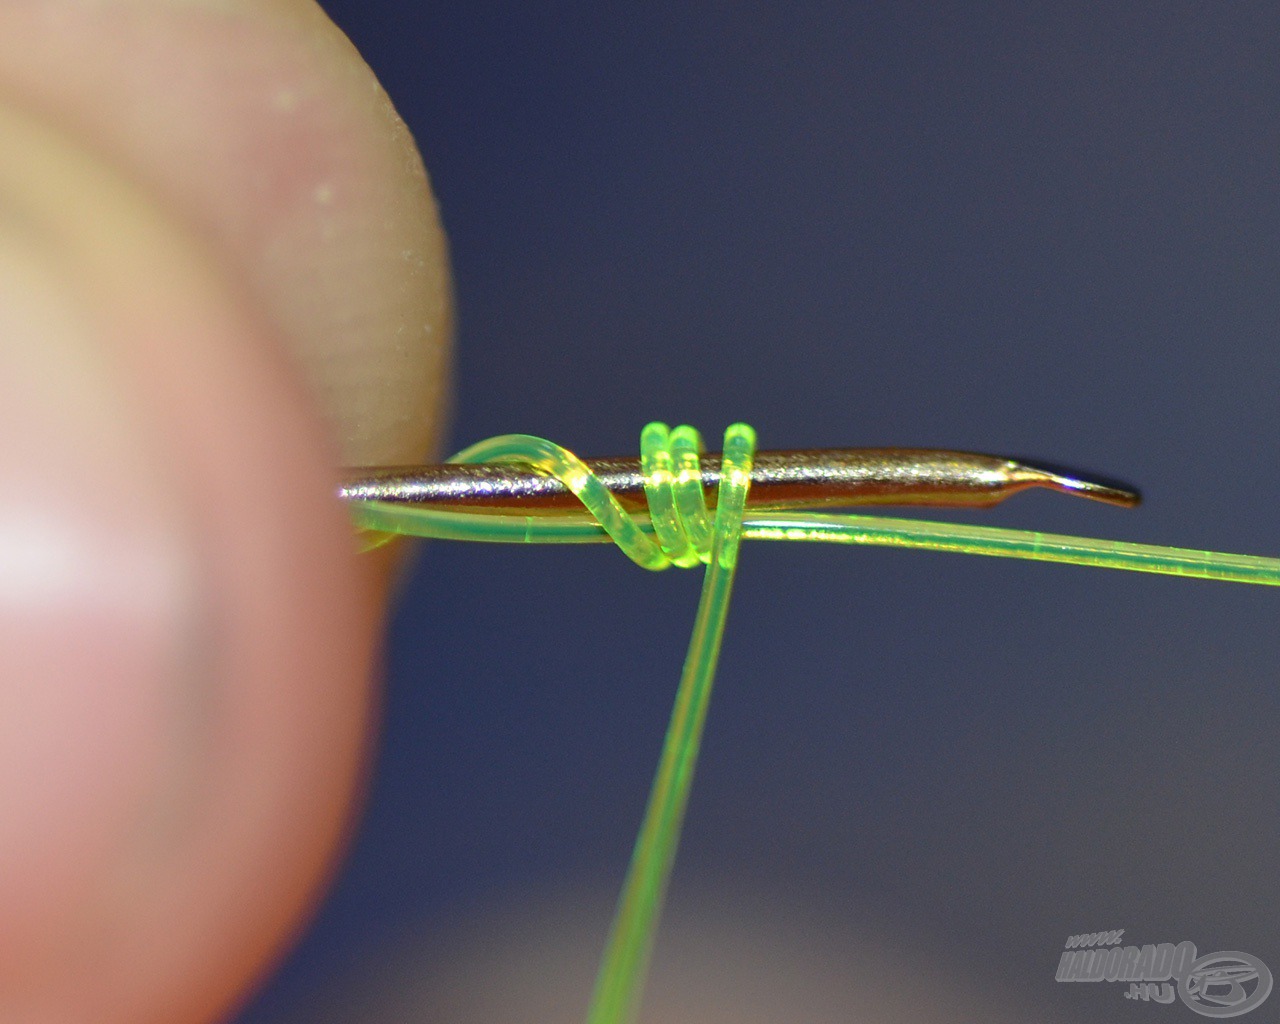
[348,422,1280,1024]
[584,423,754,1024]
[352,493,1280,588]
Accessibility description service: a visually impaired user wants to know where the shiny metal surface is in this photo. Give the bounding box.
[339,448,1140,515]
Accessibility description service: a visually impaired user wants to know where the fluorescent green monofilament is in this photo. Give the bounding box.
[346,422,1280,1024]
[640,422,701,568]
[359,423,759,1023]
[352,502,1280,587]
[668,424,716,558]
[585,422,755,1024]
[742,512,1280,585]
[447,432,670,570]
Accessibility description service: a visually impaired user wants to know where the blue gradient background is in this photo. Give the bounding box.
[237,5,1280,1020]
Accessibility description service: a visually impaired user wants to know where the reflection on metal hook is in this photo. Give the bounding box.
[339,447,1140,516]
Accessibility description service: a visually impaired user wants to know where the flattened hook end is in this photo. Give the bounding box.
[1013,459,1142,508]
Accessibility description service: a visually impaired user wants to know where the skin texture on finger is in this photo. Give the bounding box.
[0,0,452,469]
[0,92,378,1024]
[0,2,451,1015]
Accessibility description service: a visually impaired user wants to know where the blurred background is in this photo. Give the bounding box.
[237,5,1280,1021]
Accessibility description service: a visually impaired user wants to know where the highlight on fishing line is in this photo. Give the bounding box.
[340,422,1280,1024]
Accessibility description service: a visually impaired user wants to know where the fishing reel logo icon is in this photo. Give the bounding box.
[1178,951,1272,1018]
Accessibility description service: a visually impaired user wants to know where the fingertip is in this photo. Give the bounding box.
[0,98,379,1023]
[0,1,455,1014]
[0,0,454,468]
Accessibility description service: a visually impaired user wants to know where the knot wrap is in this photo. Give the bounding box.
[448,422,757,571]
